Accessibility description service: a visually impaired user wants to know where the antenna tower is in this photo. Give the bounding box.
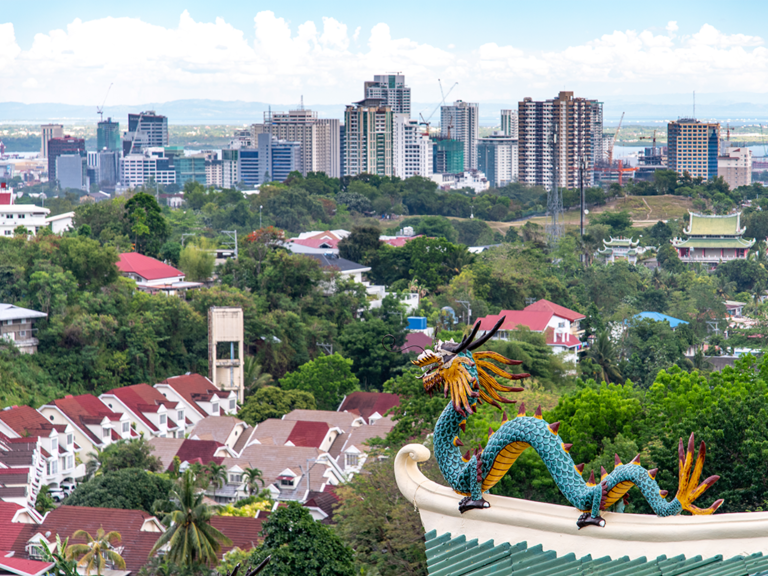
[546,122,564,243]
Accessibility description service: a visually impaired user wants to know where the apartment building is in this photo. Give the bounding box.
[363,74,411,115]
[343,99,394,177]
[478,132,518,188]
[718,146,752,189]
[517,92,603,190]
[441,101,479,171]
[120,148,176,188]
[40,125,63,159]
[501,109,518,138]
[393,114,432,179]
[667,119,720,180]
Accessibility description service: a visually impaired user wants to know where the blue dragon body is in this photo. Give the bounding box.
[415,319,723,527]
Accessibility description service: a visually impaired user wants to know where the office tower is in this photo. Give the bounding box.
[256,133,301,183]
[343,100,394,177]
[518,91,603,190]
[501,110,518,138]
[252,109,340,178]
[222,149,240,189]
[123,111,168,155]
[175,154,208,186]
[393,115,432,179]
[440,101,479,171]
[97,118,121,151]
[432,138,464,174]
[56,155,87,191]
[40,124,63,159]
[120,149,176,188]
[97,150,120,188]
[478,132,518,188]
[668,119,720,180]
[718,147,752,189]
[47,137,85,184]
[339,124,346,177]
[364,74,411,115]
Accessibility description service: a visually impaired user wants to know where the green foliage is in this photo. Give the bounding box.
[238,386,316,425]
[620,318,692,388]
[93,438,162,474]
[338,225,381,265]
[35,484,56,514]
[179,243,215,282]
[383,369,447,445]
[279,353,359,411]
[244,501,355,576]
[125,193,170,257]
[66,468,173,513]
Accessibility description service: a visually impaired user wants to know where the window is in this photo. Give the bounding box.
[66,455,74,469]
[345,454,359,468]
[47,460,58,475]
[122,422,129,433]
[229,399,236,410]
[229,474,242,484]
[103,427,110,438]
[51,438,58,452]
[67,433,73,446]
[19,330,26,337]
[159,414,167,425]
[280,478,294,487]
[177,410,184,422]
[212,403,219,414]
[27,545,45,560]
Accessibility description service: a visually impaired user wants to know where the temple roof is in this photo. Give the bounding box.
[684,212,746,236]
[671,237,755,249]
[602,236,639,247]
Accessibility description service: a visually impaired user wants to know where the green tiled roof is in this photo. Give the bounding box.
[686,213,743,236]
[424,530,768,575]
[672,238,755,249]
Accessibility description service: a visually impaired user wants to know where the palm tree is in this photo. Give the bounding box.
[243,467,265,496]
[205,462,228,500]
[243,356,273,392]
[65,528,126,576]
[586,328,622,384]
[149,469,232,567]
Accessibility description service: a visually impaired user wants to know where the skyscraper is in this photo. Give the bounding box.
[478,132,518,188]
[123,111,168,155]
[343,100,393,177]
[668,119,720,180]
[364,74,411,115]
[440,101,479,171]
[517,91,603,190]
[48,137,85,185]
[393,115,432,179]
[97,118,121,152]
[252,109,340,177]
[500,110,518,138]
[40,124,63,159]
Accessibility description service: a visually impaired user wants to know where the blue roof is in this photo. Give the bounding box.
[634,312,689,328]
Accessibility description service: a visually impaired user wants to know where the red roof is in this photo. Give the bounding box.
[174,439,225,466]
[0,193,12,206]
[209,516,265,554]
[50,395,122,444]
[0,503,29,552]
[0,468,28,476]
[478,311,554,332]
[524,299,585,322]
[158,374,227,417]
[0,407,53,437]
[401,332,433,355]
[117,253,184,282]
[383,235,423,248]
[290,237,340,249]
[286,421,329,448]
[338,392,400,423]
[0,551,53,576]
[103,384,178,433]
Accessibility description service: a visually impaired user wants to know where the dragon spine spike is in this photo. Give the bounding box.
[660,489,668,497]
[562,443,572,453]
[630,454,641,465]
[678,436,685,463]
[614,454,623,467]
[600,466,608,481]
[453,436,464,447]
[459,420,466,432]
[488,427,494,438]
[462,450,471,462]
[501,411,508,423]
[517,402,526,416]
[648,468,658,479]
[548,421,560,435]
[587,470,596,486]
[575,463,585,474]
[712,499,724,511]
[535,405,543,419]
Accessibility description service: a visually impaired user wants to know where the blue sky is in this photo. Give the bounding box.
[1,1,767,106]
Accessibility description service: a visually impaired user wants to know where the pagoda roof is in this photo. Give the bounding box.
[671,237,755,249]
[684,212,746,236]
[602,236,639,247]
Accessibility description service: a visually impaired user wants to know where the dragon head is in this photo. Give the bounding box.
[413,317,529,416]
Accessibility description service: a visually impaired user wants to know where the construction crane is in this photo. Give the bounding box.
[606,111,625,168]
[419,79,458,136]
[639,128,658,150]
[96,83,113,122]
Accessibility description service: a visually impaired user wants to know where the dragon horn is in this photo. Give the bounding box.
[467,316,506,351]
[443,321,481,354]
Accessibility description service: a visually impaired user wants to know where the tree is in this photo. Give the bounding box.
[150,470,232,567]
[243,467,265,495]
[338,318,409,390]
[179,243,215,282]
[125,192,170,257]
[66,468,173,513]
[383,369,448,445]
[35,484,56,514]
[246,501,355,576]
[238,386,316,426]
[656,244,685,274]
[243,356,273,392]
[205,462,227,499]
[279,353,359,411]
[65,528,126,576]
[338,225,381,265]
[585,329,622,384]
[94,438,162,474]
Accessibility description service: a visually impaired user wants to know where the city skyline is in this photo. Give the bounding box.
[2,3,768,109]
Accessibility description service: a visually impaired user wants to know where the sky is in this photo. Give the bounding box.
[2,0,768,108]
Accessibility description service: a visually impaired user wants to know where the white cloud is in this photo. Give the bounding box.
[0,15,766,106]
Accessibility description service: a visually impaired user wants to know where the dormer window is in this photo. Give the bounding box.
[67,433,73,446]
[229,473,242,484]
[212,403,219,414]
[159,414,167,425]
[103,428,110,439]
[279,477,294,487]
[51,438,58,451]
[122,422,129,433]
[229,399,236,410]
[345,454,359,468]
[177,410,184,422]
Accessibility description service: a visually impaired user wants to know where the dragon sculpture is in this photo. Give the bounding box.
[413,317,724,528]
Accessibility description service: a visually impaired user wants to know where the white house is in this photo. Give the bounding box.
[46,212,75,234]
[0,197,50,237]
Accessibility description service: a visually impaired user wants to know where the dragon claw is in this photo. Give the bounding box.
[576,513,606,529]
[458,496,491,513]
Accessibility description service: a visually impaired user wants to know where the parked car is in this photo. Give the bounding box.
[61,482,76,495]
[49,488,66,502]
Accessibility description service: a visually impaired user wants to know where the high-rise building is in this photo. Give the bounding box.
[175,155,208,187]
[500,110,518,139]
[123,111,168,155]
[97,151,120,188]
[120,149,176,188]
[364,74,411,115]
[432,139,464,174]
[517,91,603,190]
[40,124,64,159]
[205,153,223,188]
[440,101,479,171]
[48,137,85,185]
[393,115,432,179]
[56,154,87,191]
[718,147,752,189]
[222,149,240,189]
[343,100,394,177]
[252,110,340,178]
[478,132,518,188]
[667,119,720,180]
[97,118,121,152]
[339,124,346,177]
